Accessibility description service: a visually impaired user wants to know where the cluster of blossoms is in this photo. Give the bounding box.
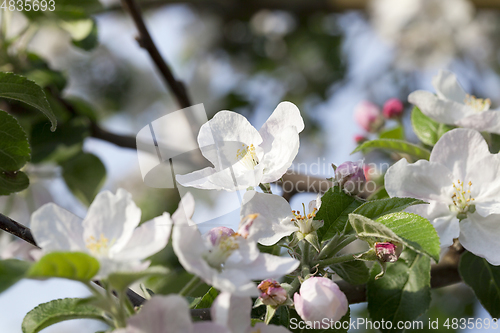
[22,75,500,332]
[386,69,500,264]
[354,97,404,142]
[26,102,350,332]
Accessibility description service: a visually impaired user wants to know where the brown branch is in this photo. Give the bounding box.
[120,0,192,109]
[279,172,334,201]
[89,122,137,149]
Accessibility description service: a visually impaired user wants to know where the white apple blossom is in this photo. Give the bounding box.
[172,193,299,296]
[30,189,177,278]
[176,102,304,191]
[240,191,322,246]
[114,295,228,333]
[211,292,292,333]
[409,70,500,134]
[385,128,500,264]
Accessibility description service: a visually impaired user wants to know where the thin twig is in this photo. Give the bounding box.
[120,0,192,109]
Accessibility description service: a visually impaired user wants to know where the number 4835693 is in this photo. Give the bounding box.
[0,0,55,11]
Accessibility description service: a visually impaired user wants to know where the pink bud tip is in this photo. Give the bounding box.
[375,242,402,263]
[354,101,384,132]
[382,98,404,119]
[206,227,235,246]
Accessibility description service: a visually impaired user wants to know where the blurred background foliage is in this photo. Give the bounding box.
[1,0,500,332]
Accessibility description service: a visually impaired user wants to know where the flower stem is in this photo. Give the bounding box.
[259,183,272,194]
[288,277,301,297]
[317,234,357,260]
[301,241,311,277]
[179,276,201,296]
[313,252,364,267]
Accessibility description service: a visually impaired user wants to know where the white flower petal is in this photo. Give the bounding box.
[259,101,305,154]
[172,192,196,225]
[198,111,263,170]
[114,212,172,261]
[260,126,301,183]
[212,269,259,296]
[177,165,264,191]
[407,202,459,248]
[209,164,264,191]
[408,90,472,124]
[385,158,453,203]
[30,203,86,252]
[95,258,150,280]
[229,252,299,281]
[456,111,500,135]
[432,69,467,103]
[192,323,230,333]
[172,219,214,284]
[126,295,194,333]
[460,213,500,266]
[430,128,491,180]
[176,167,223,190]
[240,191,298,246]
[212,292,252,333]
[83,189,141,253]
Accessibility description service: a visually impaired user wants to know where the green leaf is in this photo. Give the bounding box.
[30,118,88,163]
[0,110,31,171]
[379,126,404,140]
[349,213,440,262]
[0,110,31,195]
[71,20,99,51]
[0,259,31,294]
[490,133,500,154]
[315,186,363,241]
[28,252,99,281]
[61,153,106,206]
[108,266,169,292]
[366,186,389,200]
[411,107,453,146]
[367,250,431,333]
[353,197,428,220]
[330,260,369,285]
[0,168,30,195]
[268,305,290,328]
[22,298,106,333]
[0,72,57,131]
[351,139,431,160]
[194,287,219,309]
[459,251,500,318]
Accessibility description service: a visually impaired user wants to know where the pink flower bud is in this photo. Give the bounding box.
[293,277,348,325]
[375,242,402,263]
[382,98,404,119]
[354,101,384,132]
[354,135,367,144]
[335,161,366,195]
[206,227,235,246]
[258,279,288,306]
